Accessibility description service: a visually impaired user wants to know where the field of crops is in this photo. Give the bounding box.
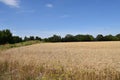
[0,41,120,80]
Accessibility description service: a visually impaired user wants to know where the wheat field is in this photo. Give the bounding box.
[0,41,120,80]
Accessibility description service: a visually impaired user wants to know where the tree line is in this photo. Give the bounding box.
[44,34,120,42]
[0,29,41,44]
[0,29,120,44]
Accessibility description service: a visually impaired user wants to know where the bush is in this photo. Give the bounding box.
[104,35,119,41]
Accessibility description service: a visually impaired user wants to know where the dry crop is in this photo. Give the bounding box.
[0,41,120,80]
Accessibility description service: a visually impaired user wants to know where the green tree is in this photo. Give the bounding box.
[35,36,42,41]
[104,35,119,41]
[24,36,29,41]
[63,34,75,42]
[84,35,94,41]
[75,34,94,41]
[48,35,61,42]
[74,34,84,41]
[29,36,35,40]
[12,36,22,43]
[116,34,120,40]
[0,29,13,44]
[96,34,104,41]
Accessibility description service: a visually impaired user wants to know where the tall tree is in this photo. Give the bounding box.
[0,29,13,44]
[96,34,104,41]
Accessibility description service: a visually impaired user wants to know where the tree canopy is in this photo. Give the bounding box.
[0,29,120,44]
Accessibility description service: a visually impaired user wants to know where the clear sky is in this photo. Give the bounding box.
[0,0,120,38]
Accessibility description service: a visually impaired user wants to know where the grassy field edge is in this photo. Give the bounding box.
[0,40,41,51]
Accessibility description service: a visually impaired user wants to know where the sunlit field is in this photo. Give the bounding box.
[0,41,120,80]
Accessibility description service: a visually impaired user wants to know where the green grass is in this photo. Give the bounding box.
[0,40,41,51]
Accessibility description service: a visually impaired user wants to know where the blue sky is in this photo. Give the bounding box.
[0,0,120,38]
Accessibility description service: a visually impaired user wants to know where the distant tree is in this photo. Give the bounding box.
[12,36,22,43]
[24,36,29,41]
[74,34,83,41]
[48,35,61,42]
[104,35,119,41]
[29,36,35,40]
[96,34,104,41]
[0,30,3,44]
[1,29,120,44]
[0,29,13,44]
[24,36,41,41]
[116,34,120,40]
[43,38,49,42]
[84,35,94,41]
[35,36,42,41]
[63,34,75,42]
[74,34,94,41]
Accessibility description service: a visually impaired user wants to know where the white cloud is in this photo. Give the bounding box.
[45,3,53,8]
[0,0,20,8]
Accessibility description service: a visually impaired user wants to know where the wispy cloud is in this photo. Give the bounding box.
[0,0,20,8]
[45,3,53,8]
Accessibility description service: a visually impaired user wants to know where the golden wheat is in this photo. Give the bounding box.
[0,41,120,80]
